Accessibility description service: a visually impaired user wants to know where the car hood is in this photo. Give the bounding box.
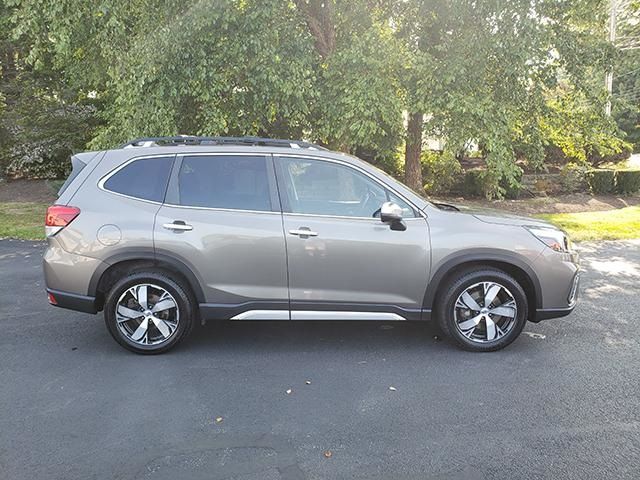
[429,202,556,228]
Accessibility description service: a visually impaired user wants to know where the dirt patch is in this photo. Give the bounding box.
[438,192,640,215]
[0,179,58,203]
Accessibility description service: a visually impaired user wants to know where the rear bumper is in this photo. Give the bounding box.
[47,288,97,314]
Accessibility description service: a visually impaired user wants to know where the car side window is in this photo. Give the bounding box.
[280,157,415,218]
[103,156,173,202]
[177,155,272,211]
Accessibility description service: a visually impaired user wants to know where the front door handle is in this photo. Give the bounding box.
[289,228,318,237]
[163,221,193,232]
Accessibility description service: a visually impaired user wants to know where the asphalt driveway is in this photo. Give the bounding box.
[1,239,639,479]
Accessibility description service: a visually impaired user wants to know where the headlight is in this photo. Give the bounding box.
[525,226,572,253]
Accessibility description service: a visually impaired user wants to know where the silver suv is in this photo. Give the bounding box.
[43,136,580,354]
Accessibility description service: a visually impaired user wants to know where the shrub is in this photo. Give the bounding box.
[615,170,640,195]
[559,162,589,192]
[421,150,462,195]
[460,168,522,198]
[462,169,485,197]
[586,169,615,194]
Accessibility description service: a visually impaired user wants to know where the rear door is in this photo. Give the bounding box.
[154,153,289,319]
[275,155,430,320]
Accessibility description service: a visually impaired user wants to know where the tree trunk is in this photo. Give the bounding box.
[404,111,423,192]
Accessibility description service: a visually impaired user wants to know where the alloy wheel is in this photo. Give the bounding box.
[115,283,179,346]
[453,281,518,343]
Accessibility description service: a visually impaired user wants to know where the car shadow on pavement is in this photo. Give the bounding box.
[182,320,457,356]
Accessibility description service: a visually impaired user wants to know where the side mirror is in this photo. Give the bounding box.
[380,202,407,231]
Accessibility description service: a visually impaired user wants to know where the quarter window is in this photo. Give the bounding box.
[177,155,272,211]
[280,157,415,218]
[103,156,173,202]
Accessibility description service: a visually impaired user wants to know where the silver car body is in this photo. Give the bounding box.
[43,144,579,323]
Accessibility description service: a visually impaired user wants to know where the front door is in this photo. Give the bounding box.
[154,153,289,320]
[275,155,430,320]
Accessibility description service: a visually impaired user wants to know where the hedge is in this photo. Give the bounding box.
[586,169,616,194]
[615,170,640,195]
[586,169,640,195]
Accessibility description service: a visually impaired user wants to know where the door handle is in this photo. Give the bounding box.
[163,221,193,232]
[289,228,318,237]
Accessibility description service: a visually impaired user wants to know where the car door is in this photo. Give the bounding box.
[275,155,431,320]
[154,153,289,320]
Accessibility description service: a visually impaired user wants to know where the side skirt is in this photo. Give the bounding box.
[198,301,431,323]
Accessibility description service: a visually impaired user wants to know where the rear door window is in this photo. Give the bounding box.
[103,156,174,202]
[176,155,272,212]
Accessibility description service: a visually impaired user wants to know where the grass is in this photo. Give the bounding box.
[537,206,640,242]
[0,202,47,240]
[0,201,638,243]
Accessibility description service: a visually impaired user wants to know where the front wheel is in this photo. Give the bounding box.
[104,271,195,354]
[436,268,528,352]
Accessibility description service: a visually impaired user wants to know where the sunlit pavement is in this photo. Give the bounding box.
[1,239,639,480]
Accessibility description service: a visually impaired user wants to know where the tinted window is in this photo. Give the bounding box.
[104,156,173,202]
[281,157,414,218]
[178,155,271,211]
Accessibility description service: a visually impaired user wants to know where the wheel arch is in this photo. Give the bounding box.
[424,250,542,315]
[89,250,206,310]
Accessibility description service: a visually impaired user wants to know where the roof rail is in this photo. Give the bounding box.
[119,136,327,150]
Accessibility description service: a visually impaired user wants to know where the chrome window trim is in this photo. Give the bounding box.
[98,154,176,205]
[283,212,425,221]
[162,203,281,215]
[98,151,427,220]
[274,153,426,219]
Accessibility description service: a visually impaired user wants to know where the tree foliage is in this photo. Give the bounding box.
[0,0,630,197]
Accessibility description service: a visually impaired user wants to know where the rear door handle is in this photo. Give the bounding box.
[163,221,193,232]
[289,228,318,237]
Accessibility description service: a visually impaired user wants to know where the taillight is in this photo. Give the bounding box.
[45,205,80,237]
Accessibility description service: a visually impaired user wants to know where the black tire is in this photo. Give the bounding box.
[104,270,195,354]
[435,268,528,352]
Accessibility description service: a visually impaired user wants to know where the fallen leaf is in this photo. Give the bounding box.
[215,416,223,424]
[286,388,292,395]
[305,380,311,385]
[389,386,397,391]
[323,450,333,458]
[523,331,546,339]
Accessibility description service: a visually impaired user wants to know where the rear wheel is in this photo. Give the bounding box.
[104,271,195,354]
[436,268,528,352]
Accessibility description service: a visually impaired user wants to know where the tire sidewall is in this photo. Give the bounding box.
[440,270,528,352]
[104,272,193,354]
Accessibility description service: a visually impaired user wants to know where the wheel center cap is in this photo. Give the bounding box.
[480,307,489,315]
[144,310,152,316]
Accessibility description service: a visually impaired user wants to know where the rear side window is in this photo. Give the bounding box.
[103,156,173,202]
[177,155,272,211]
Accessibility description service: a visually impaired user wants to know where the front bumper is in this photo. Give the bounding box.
[532,271,579,322]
